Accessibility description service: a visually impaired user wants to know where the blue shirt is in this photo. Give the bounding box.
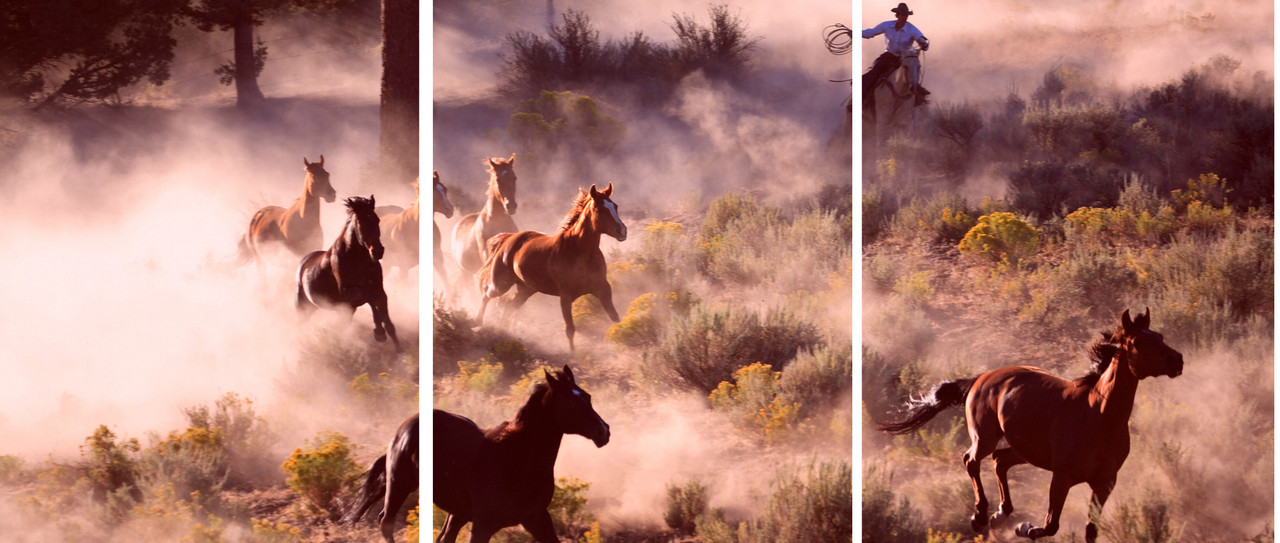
[863,21,929,56]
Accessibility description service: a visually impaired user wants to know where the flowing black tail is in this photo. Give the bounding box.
[342,454,387,524]
[876,378,975,434]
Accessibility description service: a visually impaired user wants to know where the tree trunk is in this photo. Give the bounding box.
[234,17,265,108]
[379,0,418,181]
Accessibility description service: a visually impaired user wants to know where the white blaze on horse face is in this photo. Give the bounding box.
[602,200,626,239]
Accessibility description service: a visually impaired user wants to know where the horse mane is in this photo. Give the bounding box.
[344,196,376,215]
[485,156,513,172]
[1074,328,1120,386]
[557,189,591,233]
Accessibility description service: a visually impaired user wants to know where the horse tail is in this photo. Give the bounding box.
[477,233,515,294]
[876,377,975,435]
[342,453,388,525]
[235,233,253,265]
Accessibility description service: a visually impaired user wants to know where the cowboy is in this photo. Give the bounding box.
[863,3,931,106]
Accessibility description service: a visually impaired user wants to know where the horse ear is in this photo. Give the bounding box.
[1136,307,1151,330]
[603,182,613,197]
[487,158,497,170]
[303,157,310,167]
[544,369,559,387]
[1120,309,1135,334]
[509,153,517,164]
[562,365,575,383]
[589,184,600,198]
[370,194,376,206]
[318,155,324,166]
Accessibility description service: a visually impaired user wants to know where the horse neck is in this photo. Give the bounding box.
[481,177,507,218]
[331,217,361,254]
[561,211,602,248]
[297,173,322,219]
[506,399,565,466]
[1091,348,1141,422]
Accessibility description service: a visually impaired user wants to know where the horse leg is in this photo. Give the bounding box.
[1015,474,1073,539]
[371,294,400,351]
[560,295,577,352]
[962,426,1001,533]
[593,281,620,323]
[377,473,414,543]
[521,510,559,543]
[1084,477,1115,543]
[991,447,1027,525]
[467,520,501,543]
[436,513,466,543]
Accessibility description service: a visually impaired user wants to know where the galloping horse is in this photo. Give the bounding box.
[432,171,455,284]
[451,155,518,275]
[864,54,924,154]
[238,156,337,262]
[296,196,400,351]
[345,413,419,543]
[877,309,1184,542]
[475,183,626,351]
[434,365,610,543]
[378,178,422,274]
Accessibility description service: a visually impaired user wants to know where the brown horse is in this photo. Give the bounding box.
[450,155,519,275]
[432,171,455,284]
[238,156,337,262]
[877,308,1183,542]
[345,413,419,543]
[296,195,400,350]
[434,365,610,543]
[475,183,626,351]
[378,177,422,274]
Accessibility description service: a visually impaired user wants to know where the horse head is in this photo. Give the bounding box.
[588,183,626,242]
[1115,308,1183,379]
[545,365,610,447]
[433,170,454,218]
[304,155,337,203]
[345,195,384,261]
[487,154,518,215]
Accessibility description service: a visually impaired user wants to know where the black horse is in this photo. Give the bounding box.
[345,413,419,543]
[434,365,610,543]
[296,195,400,350]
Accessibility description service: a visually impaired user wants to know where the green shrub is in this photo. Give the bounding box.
[740,461,852,543]
[281,432,363,519]
[549,476,596,540]
[958,212,1041,265]
[1101,490,1182,543]
[651,306,821,393]
[888,192,975,244]
[861,465,925,543]
[709,362,798,441]
[606,292,663,348]
[433,303,477,375]
[893,270,935,306]
[139,426,227,501]
[664,479,709,534]
[181,392,275,489]
[778,342,853,419]
[0,454,24,485]
[82,425,143,516]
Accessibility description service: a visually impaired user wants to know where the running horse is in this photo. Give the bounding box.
[432,171,455,283]
[345,413,419,543]
[863,52,925,156]
[475,183,626,351]
[377,177,422,275]
[877,308,1184,542]
[434,365,610,543]
[296,195,400,351]
[451,155,519,275]
[238,156,337,262]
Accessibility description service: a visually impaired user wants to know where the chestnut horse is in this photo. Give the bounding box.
[345,413,419,543]
[475,183,626,351]
[238,156,337,262]
[296,195,400,350]
[450,155,518,276]
[877,308,1184,542]
[378,177,422,274]
[432,171,455,283]
[434,365,610,543]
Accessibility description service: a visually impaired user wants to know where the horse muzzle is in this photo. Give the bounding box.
[504,200,518,215]
[591,421,610,448]
[371,244,385,260]
[1166,353,1184,378]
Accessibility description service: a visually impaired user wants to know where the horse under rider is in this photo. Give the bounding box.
[863,3,931,106]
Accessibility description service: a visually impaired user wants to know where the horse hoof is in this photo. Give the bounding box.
[374,330,387,342]
[1015,522,1034,538]
[971,515,988,533]
[990,511,1007,526]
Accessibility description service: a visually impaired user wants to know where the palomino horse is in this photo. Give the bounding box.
[877,309,1184,543]
[450,155,519,275]
[475,183,626,351]
[238,156,337,262]
[864,54,924,154]
[432,171,455,284]
[296,195,400,351]
[345,413,419,543]
[434,365,610,543]
[377,178,422,274]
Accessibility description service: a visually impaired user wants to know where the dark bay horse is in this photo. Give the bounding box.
[378,177,422,274]
[877,309,1183,542]
[238,156,337,262]
[432,171,455,284]
[475,183,627,351]
[434,365,610,543]
[345,413,419,543]
[296,195,400,350]
[451,155,519,276]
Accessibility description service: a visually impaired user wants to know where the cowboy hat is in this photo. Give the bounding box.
[891,3,913,15]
